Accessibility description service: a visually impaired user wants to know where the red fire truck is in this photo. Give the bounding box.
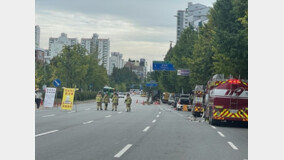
[204,74,248,125]
[191,85,204,117]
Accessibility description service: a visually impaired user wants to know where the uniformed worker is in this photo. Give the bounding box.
[96,91,103,110]
[112,93,119,111]
[125,93,132,112]
[103,93,110,110]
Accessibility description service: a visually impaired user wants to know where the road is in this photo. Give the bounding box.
[35,95,248,160]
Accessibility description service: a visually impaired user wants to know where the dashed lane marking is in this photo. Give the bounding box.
[42,114,55,118]
[83,120,93,124]
[105,115,112,118]
[152,119,156,123]
[114,144,133,158]
[68,111,75,113]
[156,115,160,118]
[159,112,161,114]
[211,126,216,129]
[85,108,90,111]
[118,112,122,114]
[35,130,58,137]
[217,131,225,137]
[143,126,150,132]
[228,141,239,150]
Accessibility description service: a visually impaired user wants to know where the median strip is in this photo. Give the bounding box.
[35,130,58,137]
[114,144,133,158]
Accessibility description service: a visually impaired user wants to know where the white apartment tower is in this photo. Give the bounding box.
[176,2,210,41]
[35,25,40,49]
[81,33,99,54]
[48,33,78,59]
[98,38,110,70]
[108,52,124,75]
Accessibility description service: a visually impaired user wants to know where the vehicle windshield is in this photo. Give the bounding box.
[180,99,190,104]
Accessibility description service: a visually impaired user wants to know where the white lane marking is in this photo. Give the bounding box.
[105,115,112,118]
[217,131,225,137]
[159,111,161,114]
[152,119,156,123]
[68,111,75,113]
[83,120,93,124]
[42,114,55,118]
[211,126,216,129]
[156,115,160,118]
[35,130,58,137]
[114,144,133,158]
[228,142,239,150]
[85,108,90,110]
[118,112,122,114]
[143,126,151,132]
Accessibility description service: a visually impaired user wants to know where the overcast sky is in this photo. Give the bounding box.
[36,0,216,65]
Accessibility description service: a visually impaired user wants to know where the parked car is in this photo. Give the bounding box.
[167,94,175,105]
[176,98,190,111]
[118,92,125,98]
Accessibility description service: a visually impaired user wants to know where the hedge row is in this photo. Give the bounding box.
[56,90,97,101]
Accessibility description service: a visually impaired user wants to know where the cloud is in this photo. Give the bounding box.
[36,10,173,65]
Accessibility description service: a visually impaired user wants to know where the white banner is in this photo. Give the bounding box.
[43,87,56,108]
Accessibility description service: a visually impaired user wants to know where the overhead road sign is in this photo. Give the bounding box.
[153,61,175,71]
[177,69,190,76]
[53,79,61,87]
[146,83,158,87]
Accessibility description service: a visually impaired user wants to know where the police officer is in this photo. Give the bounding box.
[96,91,103,110]
[103,93,110,110]
[112,93,119,111]
[125,93,132,112]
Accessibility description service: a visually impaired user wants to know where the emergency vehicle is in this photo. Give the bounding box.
[204,74,248,125]
[191,85,204,117]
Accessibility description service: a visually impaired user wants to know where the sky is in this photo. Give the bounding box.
[35,0,216,66]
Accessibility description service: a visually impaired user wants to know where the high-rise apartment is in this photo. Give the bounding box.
[98,38,110,70]
[108,52,124,75]
[176,2,210,41]
[35,25,40,49]
[81,33,99,54]
[48,33,78,59]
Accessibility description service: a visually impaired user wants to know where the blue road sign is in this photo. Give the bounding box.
[153,61,175,71]
[146,83,158,87]
[53,79,61,87]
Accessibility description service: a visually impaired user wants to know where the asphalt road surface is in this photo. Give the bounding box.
[35,95,248,160]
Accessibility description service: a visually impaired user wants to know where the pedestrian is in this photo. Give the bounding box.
[103,93,110,110]
[35,88,42,109]
[125,93,132,112]
[96,91,103,110]
[112,93,119,111]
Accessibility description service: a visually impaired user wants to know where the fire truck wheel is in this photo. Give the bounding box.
[209,115,219,125]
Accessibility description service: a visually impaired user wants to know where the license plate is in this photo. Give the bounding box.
[230,109,238,113]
